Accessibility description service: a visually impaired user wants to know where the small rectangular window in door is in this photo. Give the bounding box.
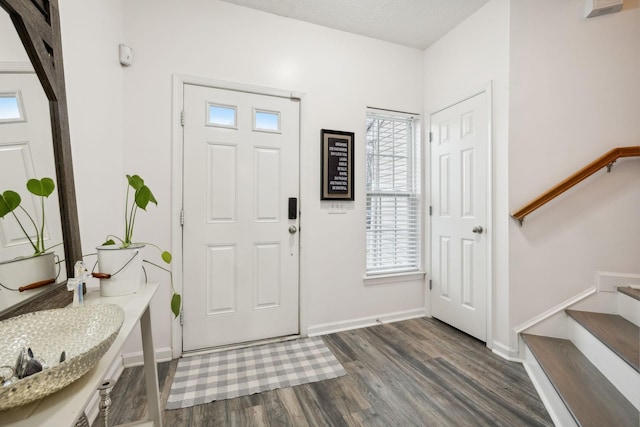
[0,92,25,123]
[207,103,237,129]
[253,109,280,133]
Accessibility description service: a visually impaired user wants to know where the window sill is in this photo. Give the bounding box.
[363,271,426,286]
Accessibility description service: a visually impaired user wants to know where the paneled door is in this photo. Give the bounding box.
[182,84,300,351]
[0,72,62,260]
[430,92,488,342]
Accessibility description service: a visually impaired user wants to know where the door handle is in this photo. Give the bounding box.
[472,226,483,234]
[288,225,298,234]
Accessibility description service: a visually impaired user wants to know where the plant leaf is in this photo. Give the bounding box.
[161,251,172,264]
[102,239,116,246]
[27,178,55,197]
[147,188,158,205]
[0,191,21,218]
[127,174,144,191]
[135,186,152,210]
[171,293,181,318]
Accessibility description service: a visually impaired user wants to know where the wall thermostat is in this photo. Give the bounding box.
[119,44,133,66]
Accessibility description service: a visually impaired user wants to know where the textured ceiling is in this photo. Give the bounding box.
[220,0,489,50]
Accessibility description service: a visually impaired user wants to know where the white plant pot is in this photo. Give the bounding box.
[96,245,144,297]
[0,252,56,290]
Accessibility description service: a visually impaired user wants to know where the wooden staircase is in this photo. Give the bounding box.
[521,287,640,427]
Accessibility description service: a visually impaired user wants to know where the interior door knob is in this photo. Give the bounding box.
[472,226,483,234]
[288,225,298,234]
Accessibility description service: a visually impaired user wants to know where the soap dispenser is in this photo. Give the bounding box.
[67,260,87,307]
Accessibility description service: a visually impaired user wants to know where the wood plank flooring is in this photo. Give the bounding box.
[95,318,552,426]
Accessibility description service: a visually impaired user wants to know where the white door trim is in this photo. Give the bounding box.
[170,74,305,358]
[0,62,33,73]
[426,82,494,349]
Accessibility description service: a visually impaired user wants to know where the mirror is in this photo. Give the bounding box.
[0,9,67,312]
[0,0,82,320]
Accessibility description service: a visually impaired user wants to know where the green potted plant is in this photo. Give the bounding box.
[0,178,59,290]
[94,174,180,317]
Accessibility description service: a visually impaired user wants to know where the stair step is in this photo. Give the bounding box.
[566,310,639,373]
[618,286,640,302]
[522,334,639,427]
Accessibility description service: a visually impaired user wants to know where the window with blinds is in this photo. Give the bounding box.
[366,111,421,275]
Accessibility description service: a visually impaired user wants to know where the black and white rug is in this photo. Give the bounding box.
[166,337,346,409]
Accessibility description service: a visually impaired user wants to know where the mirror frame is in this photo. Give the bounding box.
[0,0,81,320]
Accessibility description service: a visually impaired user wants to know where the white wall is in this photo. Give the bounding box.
[423,0,511,353]
[60,0,126,254]
[0,11,29,62]
[509,0,640,345]
[59,1,140,349]
[118,0,425,351]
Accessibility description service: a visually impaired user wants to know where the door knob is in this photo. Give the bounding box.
[472,226,483,234]
[288,225,297,234]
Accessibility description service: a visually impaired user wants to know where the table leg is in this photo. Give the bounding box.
[140,306,162,426]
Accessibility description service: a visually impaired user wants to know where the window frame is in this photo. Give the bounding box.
[364,108,423,280]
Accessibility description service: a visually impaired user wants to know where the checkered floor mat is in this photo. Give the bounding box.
[166,337,346,409]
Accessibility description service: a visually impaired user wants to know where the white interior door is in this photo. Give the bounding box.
[430,92,488,342]
[182,84,300,351]
[0,72,62,260]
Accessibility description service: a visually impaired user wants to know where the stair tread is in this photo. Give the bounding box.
[566,309,639,373]
[619,286,640,302]
[522,334,639,427]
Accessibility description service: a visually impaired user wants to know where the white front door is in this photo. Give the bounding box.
[430,92,489,342]
[0,72,62,261]
[182,84,300,351]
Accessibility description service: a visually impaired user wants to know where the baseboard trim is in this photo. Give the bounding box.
[307,308,426,336]
[122,347,174,368]
[514,286,596,334]
[491,341,520,362]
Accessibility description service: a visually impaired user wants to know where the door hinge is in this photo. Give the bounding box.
[429,132,433,143]
[180,209,184,226]
[429,206,432,216]
[179,309,184,326]
[429,279,432,290]
[180,110,185,127]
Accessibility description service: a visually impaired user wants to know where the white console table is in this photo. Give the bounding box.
[0,283,163,427]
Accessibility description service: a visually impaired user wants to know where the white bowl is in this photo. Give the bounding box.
[0,304,124,411]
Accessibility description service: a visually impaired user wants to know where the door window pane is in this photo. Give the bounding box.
[207,103,237,128]
[0,93,23,122]
[254,109,280,132]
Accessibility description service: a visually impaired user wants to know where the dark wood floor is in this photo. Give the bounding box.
[96,317,552,426]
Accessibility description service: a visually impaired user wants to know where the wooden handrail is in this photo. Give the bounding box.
[511,146,640,225]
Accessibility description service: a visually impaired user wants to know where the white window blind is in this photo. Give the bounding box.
[366,111,421,275]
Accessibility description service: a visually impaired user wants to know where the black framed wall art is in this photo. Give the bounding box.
[321,129,354,200]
